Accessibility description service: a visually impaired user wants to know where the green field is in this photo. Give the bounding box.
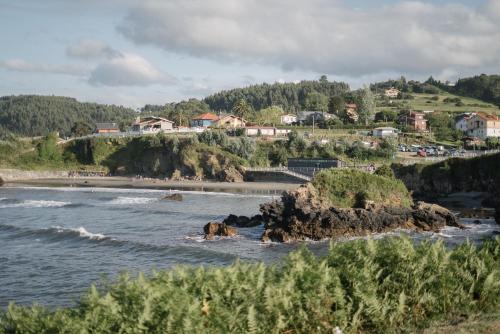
[377,91,500,115]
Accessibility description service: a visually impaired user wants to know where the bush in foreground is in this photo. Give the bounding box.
[1,237,499,333]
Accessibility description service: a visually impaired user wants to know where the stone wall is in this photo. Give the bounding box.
[0,169,69,182]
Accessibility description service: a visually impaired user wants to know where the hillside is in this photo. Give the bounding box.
[376,91,499,115]
[445,74,500,107]
[0,95,136,138]
[203,77,350,112]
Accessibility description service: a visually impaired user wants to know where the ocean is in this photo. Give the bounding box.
[0,185,498,308]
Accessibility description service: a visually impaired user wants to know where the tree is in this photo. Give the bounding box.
[232,99,251,119]
[305,92,328,112]
[357,86,376,126]
[374,110,398,123]
[71,121,93,137]
[253,106,284,126]
[37,132,61,162]
[328,96,345,115]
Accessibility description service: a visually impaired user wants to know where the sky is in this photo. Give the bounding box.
[0,0,499,108]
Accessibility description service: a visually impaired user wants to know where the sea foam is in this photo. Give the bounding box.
[52,226,107,240]
[0,200,70,209]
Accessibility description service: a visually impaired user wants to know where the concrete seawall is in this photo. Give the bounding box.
[0,169,69,182]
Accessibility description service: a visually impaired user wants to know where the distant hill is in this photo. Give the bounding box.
[0,95,136,137]
[450,74,500,107]
[203,78,350,112]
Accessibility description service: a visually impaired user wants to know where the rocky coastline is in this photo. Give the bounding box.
[204,183,465,242]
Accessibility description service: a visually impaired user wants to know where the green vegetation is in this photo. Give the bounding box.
[203,76,349,113]
[312,168,413,208]
[0,95,135,138]
[393,153,500,196]
[1,237,499,333]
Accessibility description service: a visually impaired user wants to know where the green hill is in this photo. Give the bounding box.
[0,95,136,138]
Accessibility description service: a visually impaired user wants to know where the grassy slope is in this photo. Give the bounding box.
[311,168,413,208]
[377,91,500,115]
[1,237,498,333]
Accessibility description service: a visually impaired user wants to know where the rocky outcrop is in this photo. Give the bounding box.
[0,177,4,187]
[162,193,183,201]
[203,222,238,240]
[496,206,500,225]
[258,184,463,243]
[218,166,244,183]
[223,214,263,227]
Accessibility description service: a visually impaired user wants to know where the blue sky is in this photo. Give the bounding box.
[0,0,498,108]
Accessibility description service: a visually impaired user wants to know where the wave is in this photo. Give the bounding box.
[108,196,159,205]
[0,200,70,209]
[0,223,241,261]
[4,186,276,199]
[51,226,108,240]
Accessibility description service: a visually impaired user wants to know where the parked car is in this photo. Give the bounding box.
[417,149,427,157]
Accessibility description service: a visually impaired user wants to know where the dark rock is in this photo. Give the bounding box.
[203,222,238,240]
[162,193,183,201]
[258,184,463,243]
[223,214,262,227]
[0,177,4,187]
[495,206,500,225]
[473,220,482,225]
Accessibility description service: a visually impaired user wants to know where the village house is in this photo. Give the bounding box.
[384,87,400,98]
[399,111,427,131]
[455,113,476,132]
[191,112,219,127]
[372,127,400,138]
[213,115,246,128]
[466,112,500,139]
[244,126,276,137]
[95,122,120,134]
[132,116,174,133]
[280,114,297,125]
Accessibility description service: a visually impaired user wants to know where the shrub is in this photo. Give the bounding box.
[311,168,413,208]
[1,237,499,333]
[374,164,395,178]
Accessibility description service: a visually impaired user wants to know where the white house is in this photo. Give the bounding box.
[245,126,276,136]
[372,127,400,138]
[467,112,500,139]
[132,117,174,133]
[384,88,400,98]
[280,114,297,125]
[455,113,475,132]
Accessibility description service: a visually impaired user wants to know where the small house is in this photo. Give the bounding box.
[467,112,500,139]
[132,116,174,133]
[280,114,297,125]
[398,111,427,131]
[96,123,120,134]
[372,127,399,138]
[384,88,400,98]
[245,126,276,137]
[214,115,246,128]
[455,113,475,132]
[191,112,219,127]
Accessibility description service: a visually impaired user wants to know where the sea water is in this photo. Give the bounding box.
[0,186,498,308]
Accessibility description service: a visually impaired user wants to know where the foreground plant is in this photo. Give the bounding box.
[1,237,499,334]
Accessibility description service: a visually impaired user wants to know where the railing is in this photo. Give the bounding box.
[244,167,312,181]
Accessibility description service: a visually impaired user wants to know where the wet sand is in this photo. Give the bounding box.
[5,176,301,194]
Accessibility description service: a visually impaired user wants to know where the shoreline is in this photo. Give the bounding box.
[4,176,301,194]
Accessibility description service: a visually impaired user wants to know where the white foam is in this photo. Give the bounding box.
[108,196,158,205]
[5,186,276,199]
[0,200,70,209]
[52,226,107,240]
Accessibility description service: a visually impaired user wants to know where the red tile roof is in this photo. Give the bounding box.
[192,112,219,121]
[476,112,500,121]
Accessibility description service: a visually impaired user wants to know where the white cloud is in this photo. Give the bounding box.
[0,59,89,76]
[88,53,176,86]
[66,39,120,59]
[118,0,500,79]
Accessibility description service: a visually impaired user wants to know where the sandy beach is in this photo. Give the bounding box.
[5,176,301,194]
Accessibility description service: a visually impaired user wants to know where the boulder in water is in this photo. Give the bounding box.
[162,193,183,201]
[0,177,4,187]
[203,222,238,240]
[223,214,263,227]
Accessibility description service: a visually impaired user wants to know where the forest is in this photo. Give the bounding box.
[0,95,136,138]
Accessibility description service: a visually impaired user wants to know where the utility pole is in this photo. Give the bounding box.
[312,114,315,136]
